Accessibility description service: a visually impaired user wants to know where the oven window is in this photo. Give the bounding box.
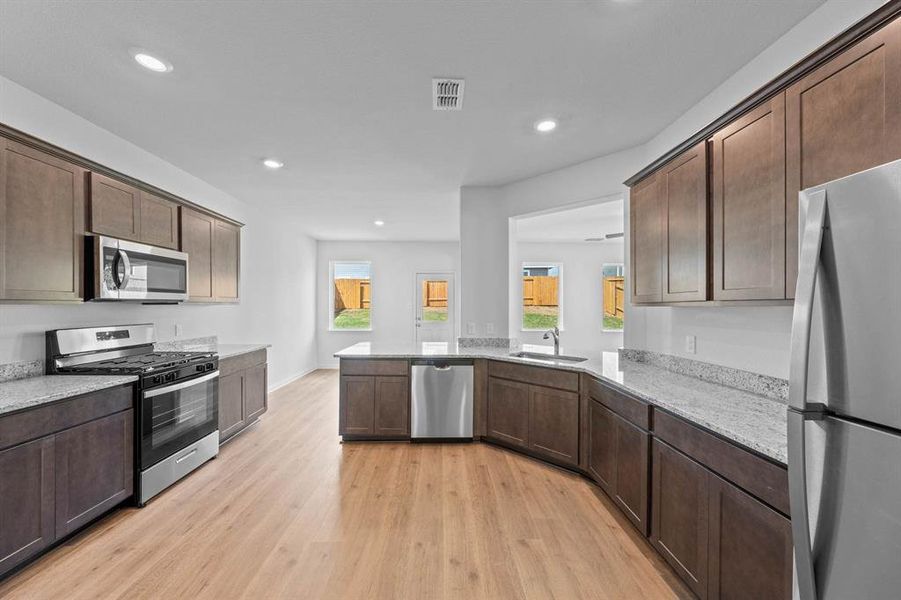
[143,375,218,468]
[125,251,187,294]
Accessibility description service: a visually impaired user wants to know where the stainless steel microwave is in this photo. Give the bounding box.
[87,236,189,302]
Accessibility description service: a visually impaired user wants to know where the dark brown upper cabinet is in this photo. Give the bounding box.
[786,18,901,298]
[0,139,85,302]
[711,93,787,301]
[212,219,240,302]
[88,172,141,241]
[661,141,708,302]
[139,192,179,249]
[180,206,241,303]
[629,172,664,303]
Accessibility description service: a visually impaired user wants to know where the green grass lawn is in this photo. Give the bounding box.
[333,308,371,329]
[604,315,624,330]
[523,306,559,330]
[423,307,447,322]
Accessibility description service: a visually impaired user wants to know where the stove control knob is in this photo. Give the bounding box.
[153,375,163,384]
[196,365,205,372]
[206,363,214,371]
[165,372,176,382]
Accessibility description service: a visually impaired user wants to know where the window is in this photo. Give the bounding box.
[522,263,560,330]
[331,261,371,330]
[602,264,625,331]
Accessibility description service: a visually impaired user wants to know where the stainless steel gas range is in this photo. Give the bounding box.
[46,324,219,505]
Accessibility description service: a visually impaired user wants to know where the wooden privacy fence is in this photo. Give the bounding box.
[604,276,625,318]
[334,278,370,310]
[421,280,448,307]
[522,276,558,307]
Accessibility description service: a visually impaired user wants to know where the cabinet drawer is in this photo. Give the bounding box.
[653,410,789,515]
[586,377,651,430]
[219,349,267,377]
[0,384,134,451]
[488,360,579,393]
[340,359,408,377]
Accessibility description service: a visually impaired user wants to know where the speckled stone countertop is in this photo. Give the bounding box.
[0,375,138,417]
[154,338,269,360]
[335,342,788,464]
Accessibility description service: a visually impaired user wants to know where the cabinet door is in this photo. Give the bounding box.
[786,19,901,298]
[487,378,530,448]
[613,415,650,535]
[244,363,268,423]
[212,219,240,302]
[219,371,245,441]
[180,206,214,301]
[55,410,133,538]
[88,172,141,241]
[374,376,409,437]
[651,439,709,599]
[528,385,579,466]
[630,172,663,303]
[661,141,708,302]
[0,139,85,301]
[140,192,179,249]
[707,475,792,600]
[587,399,616,492]
[341,376,375,435]
[711,93,786,300]
[0,436,55,578]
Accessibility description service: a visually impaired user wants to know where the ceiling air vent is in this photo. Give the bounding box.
[432,78,465,111]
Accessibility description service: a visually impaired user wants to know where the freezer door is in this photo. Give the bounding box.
[789,410,901,600]
[794,159,901,428]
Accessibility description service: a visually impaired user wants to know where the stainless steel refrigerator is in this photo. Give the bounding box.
[789,159,901,600]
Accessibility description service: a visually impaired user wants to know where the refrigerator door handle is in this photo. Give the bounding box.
[789,190,827,412]
[788,409,818,600]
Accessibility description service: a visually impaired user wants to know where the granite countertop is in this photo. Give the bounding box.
[0,375,139,417]
[335,342,788,464]
[215,344,270,360]
[154,337,270,360]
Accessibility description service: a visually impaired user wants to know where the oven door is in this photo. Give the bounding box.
[96,236,189,301]
[141,371,219,470]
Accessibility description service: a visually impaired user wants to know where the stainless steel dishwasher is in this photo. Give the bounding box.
[411,359,474,440]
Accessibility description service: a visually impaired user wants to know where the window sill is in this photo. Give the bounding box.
[328,327,373,332]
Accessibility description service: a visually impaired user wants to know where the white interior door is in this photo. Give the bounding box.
[415,273,455,347]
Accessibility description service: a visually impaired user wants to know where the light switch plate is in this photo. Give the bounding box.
[174,324,183,337]
[467,322,476,335]
[685,334,696,354]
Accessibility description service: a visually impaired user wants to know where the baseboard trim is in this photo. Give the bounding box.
[268,367,318,393]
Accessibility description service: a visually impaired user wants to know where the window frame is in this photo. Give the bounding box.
[520,261,563,332]
[601,263,625,333]
[329,260,373,332]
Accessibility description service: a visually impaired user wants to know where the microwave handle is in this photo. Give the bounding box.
[116,249,131,289]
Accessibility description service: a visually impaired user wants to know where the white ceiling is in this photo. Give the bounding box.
[0,0,824,241]
[515,199,624,243]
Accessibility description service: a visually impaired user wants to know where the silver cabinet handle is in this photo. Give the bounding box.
[116,249,131,289]
[789,190,827,412]
[788,409,818,600]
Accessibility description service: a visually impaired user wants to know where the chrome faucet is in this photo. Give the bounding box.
[543,327,560,355]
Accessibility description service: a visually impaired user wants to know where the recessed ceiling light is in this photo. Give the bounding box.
[262,158,284,169]
[535,119,557,133]
[374,220,385,227]
[132,51,172,73]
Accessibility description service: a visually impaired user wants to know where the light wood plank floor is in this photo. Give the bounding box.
[0,370,690,600]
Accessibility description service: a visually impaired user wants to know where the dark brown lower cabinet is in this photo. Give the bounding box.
[652,439,792,600]
[339,374,409,438]
[0,436,55,578]
[528,385,579,466]
[54,410,134,538]
[486,377,530,448]
[218,351,269,444]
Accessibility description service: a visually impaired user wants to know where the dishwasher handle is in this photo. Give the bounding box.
[411,359,474,368]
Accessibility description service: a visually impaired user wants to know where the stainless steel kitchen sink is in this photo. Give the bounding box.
[510,351,588,363]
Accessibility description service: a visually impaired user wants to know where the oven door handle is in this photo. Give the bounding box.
[144,370,219,398]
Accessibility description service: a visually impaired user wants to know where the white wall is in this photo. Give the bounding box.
[0,76,318,389]
[316,241,460,367]
[460,0,886,378]
[511,242,624,353]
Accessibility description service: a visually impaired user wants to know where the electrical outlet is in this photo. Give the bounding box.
[467,322,476,335]
[486,322,495,335]
[174,324,183,338]
[685,334,696,354]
